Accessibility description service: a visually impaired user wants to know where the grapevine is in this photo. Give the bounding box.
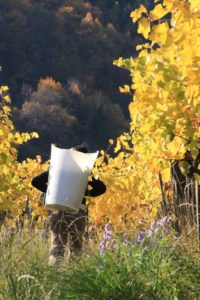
[0,87,48,225]
[89,0,200,232]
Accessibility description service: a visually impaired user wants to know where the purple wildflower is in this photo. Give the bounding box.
[156,220,165,226]
[137,231,145,244]
[103,223,112,239]
[105,224,110,232]
[99,223,113,254]
[157,216,169,227]
[146,216,171,239]
[103,231,112,239]
[99,240,105,253]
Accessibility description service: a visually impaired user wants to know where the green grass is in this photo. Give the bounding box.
[0,229,200,300]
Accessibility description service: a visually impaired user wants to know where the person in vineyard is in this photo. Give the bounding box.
[31,143,106,265]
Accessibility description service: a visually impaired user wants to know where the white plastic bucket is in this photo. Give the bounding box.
[45,144,98,213]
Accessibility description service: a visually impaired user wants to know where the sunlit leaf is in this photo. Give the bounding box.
[150,4,170,20]
[149,22,169,44]
[138,17,151,39]
[130,5,147,23]
[189,0,200,10]
[160,167,171,183]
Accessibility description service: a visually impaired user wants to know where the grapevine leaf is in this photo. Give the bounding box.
[149,22,169,45]
[138,17,151,39]
[130,5,147,23]
[160,167,171,183]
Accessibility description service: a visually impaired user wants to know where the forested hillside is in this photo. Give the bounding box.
[0,0,153,158]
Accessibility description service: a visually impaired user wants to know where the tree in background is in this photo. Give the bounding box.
[0,0,138,157]
[19,78,77,152]
[17,77,128,156]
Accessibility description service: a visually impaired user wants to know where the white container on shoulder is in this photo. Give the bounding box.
[45,144,98,213]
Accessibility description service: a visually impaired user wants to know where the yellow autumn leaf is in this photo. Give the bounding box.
[114,141,121,153]
[138,17,151,39]
[181,105,191,112]
[3,106,11,113]
[150,4,170,20]
[136,43,151,51]
[179,44,193,65]
[130,5,147,23]
[149,22,169,45]
[109,139,114,145]
[140,123,151,133]
[4,95,11,103]
[166,141,178,156]
[176,145,187,160]
[160,167,171,183]
[119,85,130,93]
[189,0,200,10]
[2,86,9,92]
[87,184,93,191]
[163,0,173,10]
[31,132,39,138]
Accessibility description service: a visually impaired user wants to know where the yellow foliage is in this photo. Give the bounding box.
[150,4,171,20]
[89,0,200,233]
[0,87,48,221]
[160,167,171,183]
[149,22,169,45]
[189,0,200,10]
[130,5,147,23]
[119,85,130,94]
[138,17,151,39]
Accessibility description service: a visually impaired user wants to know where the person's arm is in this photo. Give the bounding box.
[31,170,49,193]
[85,177,106,197]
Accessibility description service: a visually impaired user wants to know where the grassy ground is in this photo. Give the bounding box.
[0,228,200,300]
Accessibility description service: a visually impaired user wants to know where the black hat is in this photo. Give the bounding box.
[74,141,90,153]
